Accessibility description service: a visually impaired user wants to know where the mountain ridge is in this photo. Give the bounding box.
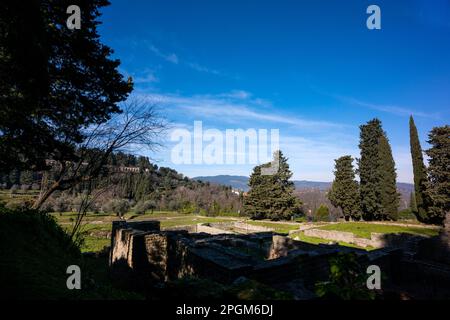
[193,175,414,193]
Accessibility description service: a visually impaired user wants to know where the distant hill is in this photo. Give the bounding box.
[193,175,249,191]
[194,175,414,194]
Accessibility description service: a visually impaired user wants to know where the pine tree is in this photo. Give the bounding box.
[377,134,400,220]
[358,119,384,220]
[409,116,433,222]
[328,156,360,221]
[425,125,450,225]
[244,150,301,220]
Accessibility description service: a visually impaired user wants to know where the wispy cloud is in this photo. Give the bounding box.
[133,70,159,84]
[186,62,222,76]
[336,95,440,119]
[148,45,179,64]
[146,43,234,78]
[138,91,346,130]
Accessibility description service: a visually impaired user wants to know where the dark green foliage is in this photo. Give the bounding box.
[377,135,400,220]
[315,253,376,300]
[409,191,417,212]
[358,119,384,220]
[409,116,433,223]
[0,0,132,173]
[314,204,330,222]
[328,156,360,221]
[425,125,450,225]
[358,119,399,221]
[160,277,292,300]
[244,151,302,220]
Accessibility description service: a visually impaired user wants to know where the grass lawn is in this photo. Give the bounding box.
[244,220,300,234]
[318,222,439,239]
[289,231,374,250]
[159,216,234,228]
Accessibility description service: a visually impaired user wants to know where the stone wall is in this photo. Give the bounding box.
[196,224,235,235]
[233,222,274,232]
[303,228,419,248]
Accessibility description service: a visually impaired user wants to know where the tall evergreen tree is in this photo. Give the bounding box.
[409,191,417,212]
[328,156,360,221]
[0,0,132,173]
[358,119,384,220]
[425,125,450,225]
[377,134,400,220]
[244,151,301,220]
[409,116,433,222]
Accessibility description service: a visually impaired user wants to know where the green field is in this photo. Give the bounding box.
[318,222,439,239]
[244,220,301,234]
[289,231,374,250]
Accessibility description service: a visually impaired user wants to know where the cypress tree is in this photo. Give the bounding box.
[358,119,384,220]
[409,116,433,222]
[409,191,417,212]
[244,150,301,220]
[328,155,360,221]
[425,125,450,225]
[377,134,400,220]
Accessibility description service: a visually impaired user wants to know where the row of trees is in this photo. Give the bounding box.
[328,117,448,224]
[328,118,399,221]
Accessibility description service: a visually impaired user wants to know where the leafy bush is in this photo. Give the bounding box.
[133,200,156,215]
[315,253,376,300]
[4,199,31,211]
[314,204,330,222]
[102,199,130,217]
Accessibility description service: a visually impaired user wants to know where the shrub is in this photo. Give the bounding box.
[5,200,31,211]
[103,199,130,217]
[314,204,330,222]
[133,200,156,215]
[315,253,376,300]
[52,195,70,213]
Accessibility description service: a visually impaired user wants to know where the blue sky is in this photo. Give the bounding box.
[98,0,450,182]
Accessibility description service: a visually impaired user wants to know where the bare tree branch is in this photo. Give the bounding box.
[33,98,168,210]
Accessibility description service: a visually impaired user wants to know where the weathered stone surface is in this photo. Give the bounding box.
[108,219,450,299]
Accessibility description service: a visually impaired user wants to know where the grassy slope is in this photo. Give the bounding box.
[0,207,141,299]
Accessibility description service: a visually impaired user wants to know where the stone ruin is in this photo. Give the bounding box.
[109,220,413,298]
[109,219,450,298]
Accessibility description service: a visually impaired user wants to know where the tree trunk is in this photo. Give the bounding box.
[32,181,60,210]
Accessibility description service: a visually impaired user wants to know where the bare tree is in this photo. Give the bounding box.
[33,98,167,210]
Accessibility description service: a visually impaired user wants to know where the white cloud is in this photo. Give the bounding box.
[139,91,346,130]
